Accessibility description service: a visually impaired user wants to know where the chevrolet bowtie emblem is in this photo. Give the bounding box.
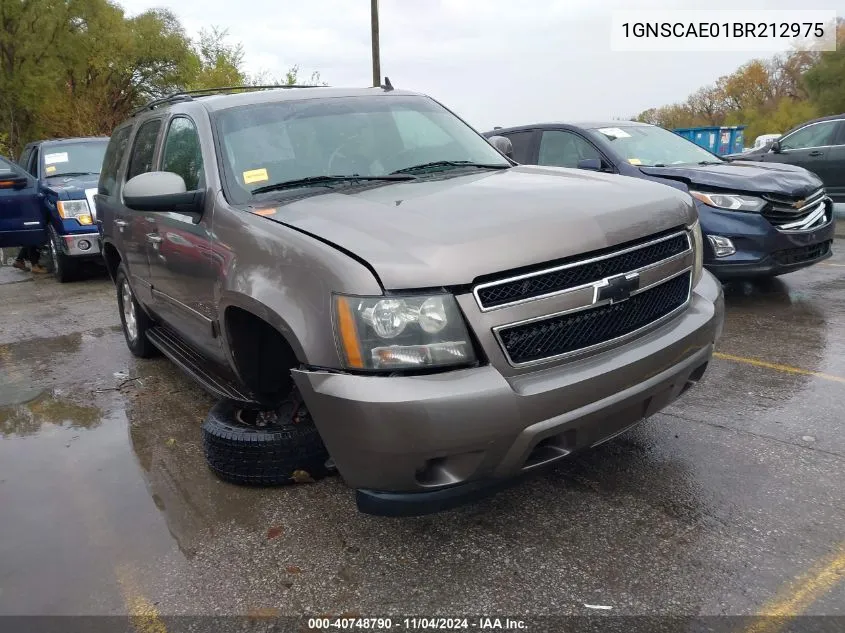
[793,199,806,209]
[596,273,640,304]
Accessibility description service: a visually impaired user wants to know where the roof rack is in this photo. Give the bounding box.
[129,84,328,117]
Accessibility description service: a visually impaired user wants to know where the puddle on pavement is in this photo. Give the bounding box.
[0,391,101,438]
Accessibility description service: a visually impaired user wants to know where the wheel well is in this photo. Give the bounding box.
[225,307,300,400]
[102,242,121,283]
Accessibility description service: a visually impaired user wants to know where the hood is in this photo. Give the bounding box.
[638,161,822,198]
[252,165,696,289]
[43,174,99,200]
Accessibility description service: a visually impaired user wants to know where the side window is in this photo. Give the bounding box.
[780,121,838,151]
[392,110,454,148]
[26,147,40,177]
[18,147,32,170]
[501,131,534,164]
[126,119,162,181]
[98,126,132,196]
[161,117,204,190]
[538,130,603,168]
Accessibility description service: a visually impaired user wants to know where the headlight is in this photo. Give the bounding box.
[333,293,477,371]
[690,220,704,286]
[57,199,93,225]
[689,190,765,212]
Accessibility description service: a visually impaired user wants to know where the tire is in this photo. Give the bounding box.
[202,394,331,486]
[115,263,158,358]
[48,226,78,283]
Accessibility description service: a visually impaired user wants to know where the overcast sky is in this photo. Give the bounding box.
[118,0,843,132]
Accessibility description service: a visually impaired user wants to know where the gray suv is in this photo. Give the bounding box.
[95,85,725,515]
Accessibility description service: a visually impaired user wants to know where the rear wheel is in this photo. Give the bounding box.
[115,263,158,358]
[202,393,331,486]
[48,226,78,283]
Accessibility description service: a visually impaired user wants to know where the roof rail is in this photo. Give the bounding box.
[129,84,328,117]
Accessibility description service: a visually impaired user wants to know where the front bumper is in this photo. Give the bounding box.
[699,203,835,280]
[293,271,724,516]
[58,232,101,258]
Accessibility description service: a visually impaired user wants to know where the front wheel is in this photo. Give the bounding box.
[202,394,331,486]
[115,264,158,358]
[48,226,78,283]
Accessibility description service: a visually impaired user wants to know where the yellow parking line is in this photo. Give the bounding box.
[820,262,845,267]
[115,564,169,633]
[745,543,845,633]
[713,352,845,385]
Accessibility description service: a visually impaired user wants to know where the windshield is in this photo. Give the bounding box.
[214,94,511,203]
[41,141,108,177]
[589,125,721,167]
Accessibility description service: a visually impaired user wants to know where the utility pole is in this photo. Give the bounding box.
[371,0,381,87]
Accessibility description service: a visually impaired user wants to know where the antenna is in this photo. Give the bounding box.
[381,76,394,91]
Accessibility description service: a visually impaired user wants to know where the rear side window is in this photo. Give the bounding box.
[501,131,534,164]
[780,121,838,151]
[99,127,132,196]
[538,130,603,168]
[126,119,162,181]
[161,117,204,190]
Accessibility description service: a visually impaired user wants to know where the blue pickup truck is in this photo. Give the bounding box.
[7,137,109,281]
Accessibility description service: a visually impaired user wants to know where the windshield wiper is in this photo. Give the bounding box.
[251,174,416,195]
[47,171,98,177]
[697,161,723,165]
[391,160,510,175]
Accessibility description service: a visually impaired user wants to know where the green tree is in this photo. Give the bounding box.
[187,26,247,90]
[804,24,845,115]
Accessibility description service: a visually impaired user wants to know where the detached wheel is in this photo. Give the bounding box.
[48,226,78,283]
[115,263,158,358]
[202,394,331,486]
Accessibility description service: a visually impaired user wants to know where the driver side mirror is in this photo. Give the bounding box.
[770,140,782,153]
[123,171,204,220]
[577,158,604,171]
[487,135,514,160]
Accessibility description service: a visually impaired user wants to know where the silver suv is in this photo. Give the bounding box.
[95,85,725,515]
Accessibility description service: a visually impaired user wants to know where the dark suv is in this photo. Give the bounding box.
[724,114,845,202]
[485,121,835,280]
[96,86,723,515]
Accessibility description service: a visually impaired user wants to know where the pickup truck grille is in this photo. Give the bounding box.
[762,188,829,231]
[474,232,690,310]
[496,272,691,366]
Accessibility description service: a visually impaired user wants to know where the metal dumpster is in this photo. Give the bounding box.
[673,126,746,156]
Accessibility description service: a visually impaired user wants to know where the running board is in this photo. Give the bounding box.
[146,326,263,408]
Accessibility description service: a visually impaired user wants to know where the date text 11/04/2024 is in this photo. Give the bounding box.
[306,618,528,630]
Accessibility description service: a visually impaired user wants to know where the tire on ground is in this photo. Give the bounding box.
[202,396,331,486]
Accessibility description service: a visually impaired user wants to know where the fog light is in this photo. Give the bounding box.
[707,235,735,257]
[77,239,91,251]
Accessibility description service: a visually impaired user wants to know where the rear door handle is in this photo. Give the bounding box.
[114,219,128,227]
[808,150,824,157]
[146,234,163,244]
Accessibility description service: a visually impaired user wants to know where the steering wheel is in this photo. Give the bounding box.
[327,135,374,175]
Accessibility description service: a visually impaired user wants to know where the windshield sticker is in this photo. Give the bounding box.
[45,165,57,174]
[44,152,69,165]
[243,168,269,185]
[628,158,642,165]
[597,127,631,139]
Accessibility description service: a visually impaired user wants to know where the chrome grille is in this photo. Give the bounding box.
[762,188,829,231]
[474,231,691,311]
[496,272,692,366]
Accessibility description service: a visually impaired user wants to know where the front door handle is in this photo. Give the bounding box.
[808,150,824,157]
[114,219,128,227]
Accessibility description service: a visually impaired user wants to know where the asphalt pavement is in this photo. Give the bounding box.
[1,245,844,625]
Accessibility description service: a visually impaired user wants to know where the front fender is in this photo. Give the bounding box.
[212,198,383,369]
